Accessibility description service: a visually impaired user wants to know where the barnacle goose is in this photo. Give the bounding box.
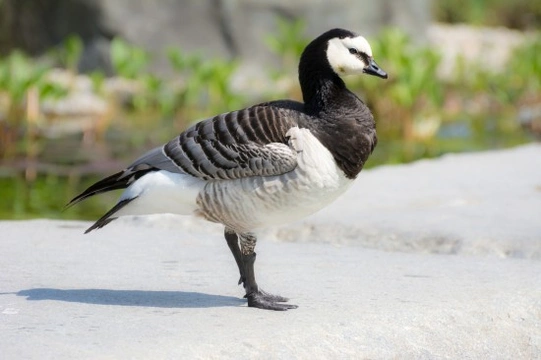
[68,28,388,311]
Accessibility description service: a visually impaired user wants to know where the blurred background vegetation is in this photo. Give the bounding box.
[0,0,539,220]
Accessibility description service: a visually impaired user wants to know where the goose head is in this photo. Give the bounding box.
[298,29,387,109]
[325,29,388,79]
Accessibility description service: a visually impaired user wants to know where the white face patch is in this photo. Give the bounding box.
[326,36,373,76]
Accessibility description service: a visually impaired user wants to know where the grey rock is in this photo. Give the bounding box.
[0,0,431,73]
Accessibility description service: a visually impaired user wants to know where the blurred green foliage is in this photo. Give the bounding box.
[507,38,541,95]
[434,0,541,29]
[358,29,444,140]
[110,37,150,79]
[109,37,162,113]
[358,28,539,164]
[265,17,309,70]
[167,47,243,119]
[105,37,244,120]
[0,51,67,111]
[0,50,67,159]
[54,35,84,74]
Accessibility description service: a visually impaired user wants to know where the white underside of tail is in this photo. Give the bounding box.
[114,170,205,217]
[112,127,354,231]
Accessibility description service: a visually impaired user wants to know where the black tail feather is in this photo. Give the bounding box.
[66,167,154,233]
[65,171,129,209]
[85,198,136,233]
[65,167,155,210]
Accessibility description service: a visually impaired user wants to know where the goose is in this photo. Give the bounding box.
[67,28,388,311]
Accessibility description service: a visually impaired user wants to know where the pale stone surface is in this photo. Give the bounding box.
[269,143,541,259]
[1,144,540,359]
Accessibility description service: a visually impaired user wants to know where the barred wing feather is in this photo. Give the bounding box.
[131,105,299,180]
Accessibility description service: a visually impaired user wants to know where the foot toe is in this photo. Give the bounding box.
[247,292,298,311]
[259,289,289,303]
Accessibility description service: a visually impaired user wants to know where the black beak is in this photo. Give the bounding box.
[363,58,388,79]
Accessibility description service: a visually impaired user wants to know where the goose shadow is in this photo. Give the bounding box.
[16,288,244,309]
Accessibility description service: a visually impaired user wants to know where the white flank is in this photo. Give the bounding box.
[327,36,373,76]
[115,170,205,217]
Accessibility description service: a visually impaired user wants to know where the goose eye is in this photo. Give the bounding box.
[349,48,358,55]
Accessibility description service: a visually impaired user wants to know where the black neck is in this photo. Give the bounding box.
[297,35,349,115]
[299,63,346,114]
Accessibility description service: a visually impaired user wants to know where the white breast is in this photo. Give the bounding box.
[197,127,354,232]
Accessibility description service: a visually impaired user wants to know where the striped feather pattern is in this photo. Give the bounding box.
[163,105,299,180]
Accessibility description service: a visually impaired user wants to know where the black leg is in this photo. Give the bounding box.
[224,228,244,285]
[223,228,297,311]
[241,252,297,311]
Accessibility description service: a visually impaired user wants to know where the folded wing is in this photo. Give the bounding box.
[134,105,299,180]
[67,104,299,208]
